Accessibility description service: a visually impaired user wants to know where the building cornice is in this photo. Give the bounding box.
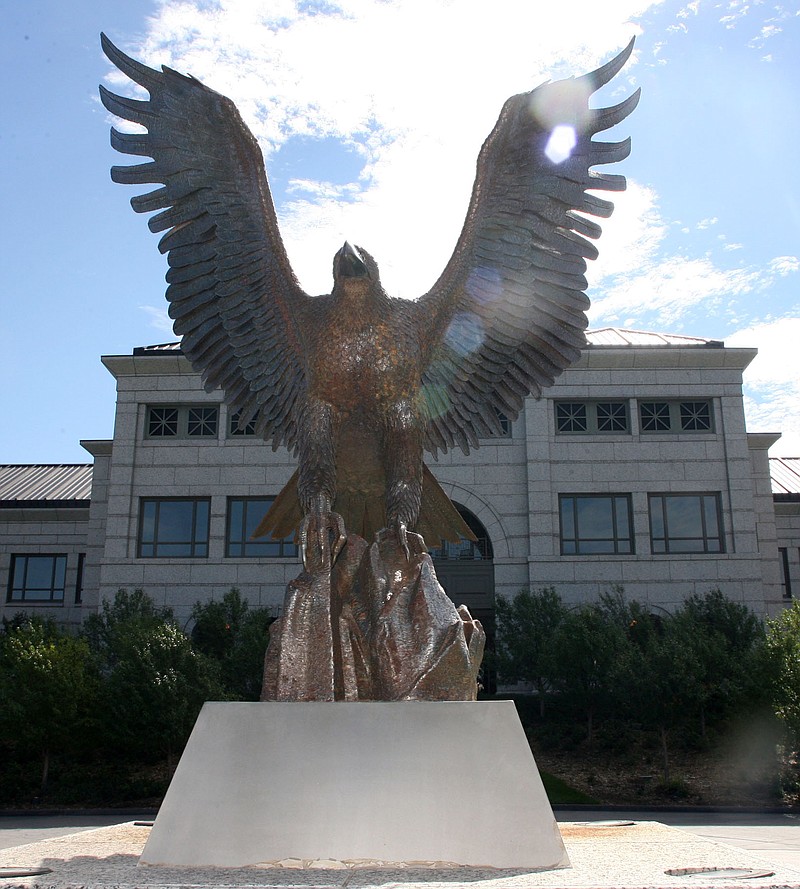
[747,432,782,451]
[104,343,760,378]
[81,439,113,457]
[576,346,758,371]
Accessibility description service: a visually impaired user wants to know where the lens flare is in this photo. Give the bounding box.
[545,124,577,164]
[445,311,485,358]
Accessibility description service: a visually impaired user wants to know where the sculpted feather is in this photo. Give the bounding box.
[100,34,639,564]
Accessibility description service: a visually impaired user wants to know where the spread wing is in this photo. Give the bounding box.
[414,39,640,456]
[100,34,310,452]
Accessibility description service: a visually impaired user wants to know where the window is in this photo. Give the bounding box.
[227,498,298,557]
[639,400,713,433]
[559,494,634,555]
[138,498,210,557]
[429,504,494,560]
[7,554,67,603]
[649,493,724,554]
[555,401,629,434]
[229,410,259,437]
[779,548,792,598]
[75,552,85,604]
[145,405,219,439]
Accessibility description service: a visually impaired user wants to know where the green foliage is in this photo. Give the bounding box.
[673,590,769,732]
[497,585,771,786]
[495,587,565,713]
[549,602,626,744]
[83,588,175,669]
[610,608,702,782]
[86,589,224,764]
[0,617,98,794]
[190,588,274,700]
[538,770,599,805]
[766,600,800,752]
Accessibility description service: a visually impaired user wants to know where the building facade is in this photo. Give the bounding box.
[1,328,795,631]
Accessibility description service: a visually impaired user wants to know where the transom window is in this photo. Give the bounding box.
[555,401,629,434]
[229,410,259,437]
[138,498,210,557]
[227,498,298,557]
[145,405,219,439]
[639,400,713,434]
[648,493,724,554]
[559,494,634,555]
[7,554,67,603]
[429,504,493,560]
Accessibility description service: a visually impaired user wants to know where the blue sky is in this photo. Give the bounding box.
[2,0,799,463]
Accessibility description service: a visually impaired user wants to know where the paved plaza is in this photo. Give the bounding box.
[0,809,798,889]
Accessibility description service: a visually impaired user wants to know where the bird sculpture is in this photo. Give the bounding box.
[100,35,639,569]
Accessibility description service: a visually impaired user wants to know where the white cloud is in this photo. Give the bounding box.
[696,216,718,229]
[769,256,800,276]
[139,305,174,335]
[727,317,800,456]
[590,255,765,327]
[109,0,651,297]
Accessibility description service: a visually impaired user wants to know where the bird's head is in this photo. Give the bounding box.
[332,242,384,299]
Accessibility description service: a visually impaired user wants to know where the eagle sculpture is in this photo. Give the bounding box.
[100,35,639,568]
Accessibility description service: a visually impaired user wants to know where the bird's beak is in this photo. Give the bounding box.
[337,241,368,278]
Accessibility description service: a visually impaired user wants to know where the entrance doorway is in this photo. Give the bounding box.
[429,503,495,691]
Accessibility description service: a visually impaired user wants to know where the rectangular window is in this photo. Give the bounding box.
[555,401,629,434]
[639,400,714,433]
[227,498,298,557]
[649,493,724,554]
[779,547,792,598]
[145,405,219,439]
[7,554,67,603]
[75,552,85,604]
[229,410,259,437]
[559,494,634,555]
[138,498,210,557]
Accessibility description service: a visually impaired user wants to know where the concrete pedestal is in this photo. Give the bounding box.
[140,700,569,870]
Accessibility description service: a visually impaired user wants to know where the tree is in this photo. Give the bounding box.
[673,590,766,736]
[549,603,626,745]
[609,604,701,783]
[495,587,565,715]
[766,600,800,754]
[85,589,224,766]
[0,618,97,795]
[190,589,274,700]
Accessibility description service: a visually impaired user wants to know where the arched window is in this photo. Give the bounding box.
[429,504,493,561]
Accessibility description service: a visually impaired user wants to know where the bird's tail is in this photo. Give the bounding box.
[253,464,475,548]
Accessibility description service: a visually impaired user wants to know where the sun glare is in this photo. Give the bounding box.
[545,125,577,164]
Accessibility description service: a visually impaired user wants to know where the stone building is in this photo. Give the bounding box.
[1,328,795,631]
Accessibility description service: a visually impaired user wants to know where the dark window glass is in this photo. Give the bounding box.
[226,498,298,557]
[555,402,588,433]
[75,553,85,604]
[495,410,511,437]
[639,400,714,433]
[649,493,724,554]
[138,499,210,557]
[779,547,792,598]
[229,410,259,436]
[559,495,634,555]
[596,401,628,432]
[430,504,493,560]
[555,401,629,434]
[187,406,218,437]
[7,555,67,603]
[680,401,712,431]
[147,406,179,437]
[640,401,671,432]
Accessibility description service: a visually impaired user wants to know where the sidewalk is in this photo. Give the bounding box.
[1,808,798,887]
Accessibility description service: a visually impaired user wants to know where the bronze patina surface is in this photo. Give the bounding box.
[101,36,637,701]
